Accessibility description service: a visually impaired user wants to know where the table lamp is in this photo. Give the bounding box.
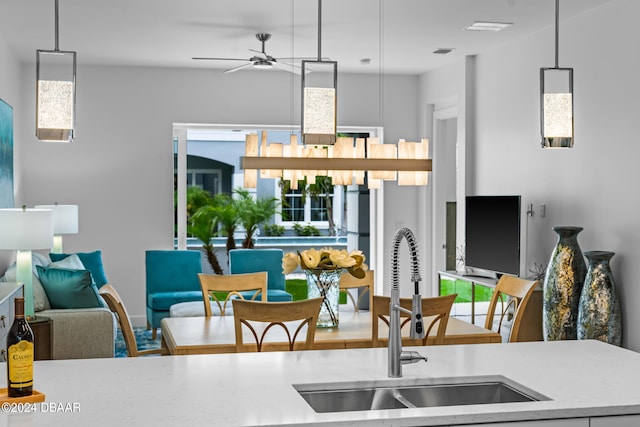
[0,207,53,318]
[34,204,78,254]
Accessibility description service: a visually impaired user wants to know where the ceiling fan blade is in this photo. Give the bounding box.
[224,63,254,74]
[275,56,332,61]
[192,57,250,61]
[249,49,268,59]
[270,61,303,75]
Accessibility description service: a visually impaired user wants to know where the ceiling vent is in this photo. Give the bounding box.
[433,48,454,55]
[464,21,513,32]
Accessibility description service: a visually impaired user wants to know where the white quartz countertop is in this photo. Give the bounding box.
[2,340,640,426]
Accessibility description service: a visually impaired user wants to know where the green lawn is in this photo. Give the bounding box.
[286,279,348,304]
[440,279,494,303]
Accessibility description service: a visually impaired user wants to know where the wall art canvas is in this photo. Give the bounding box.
[0,98,14,208]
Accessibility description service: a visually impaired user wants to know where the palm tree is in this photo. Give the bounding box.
[235,188,279,248]
[308,176,336,236]
[212,192,240,255]
[186,187,224,275]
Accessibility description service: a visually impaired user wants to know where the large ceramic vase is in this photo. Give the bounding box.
[577,251,621,346]
[542,226,587,341]
[306,269,341,328]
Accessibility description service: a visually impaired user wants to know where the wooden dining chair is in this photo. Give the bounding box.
[99,284,168,357]
[231,297,323,352]
[340,270,374,312]
[198,272,268,317]
[484,275,540,342]
[372,293,457,347]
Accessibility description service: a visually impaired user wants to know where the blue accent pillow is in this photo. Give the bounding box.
[49,251,108,286]
[35,266,105,309]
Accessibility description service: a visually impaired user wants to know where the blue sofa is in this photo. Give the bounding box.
[228,249,293,302]
[145,250,203,338]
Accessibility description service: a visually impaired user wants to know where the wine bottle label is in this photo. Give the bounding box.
[8,341,34,387]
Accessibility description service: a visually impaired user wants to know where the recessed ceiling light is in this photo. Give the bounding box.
[464,21,513,32]
[433,48,454,55]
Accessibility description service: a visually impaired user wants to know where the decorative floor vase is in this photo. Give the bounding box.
[542,226,587,341]
[577,251,621,346]
[306,269,340,328]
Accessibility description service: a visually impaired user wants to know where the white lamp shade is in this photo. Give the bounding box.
[0,208,53,250]
[35,204,79,234]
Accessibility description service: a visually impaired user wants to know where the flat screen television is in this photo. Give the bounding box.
[465,195,521,277]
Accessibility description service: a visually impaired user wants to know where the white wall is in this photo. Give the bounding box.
[421,0,640,351]
[14,65,420,325]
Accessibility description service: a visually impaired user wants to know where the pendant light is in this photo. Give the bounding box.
[36,0,77,143]
[540,0,574,148]
[301,0,337,145]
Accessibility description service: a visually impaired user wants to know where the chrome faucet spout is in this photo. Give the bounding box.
[388,227,426,378]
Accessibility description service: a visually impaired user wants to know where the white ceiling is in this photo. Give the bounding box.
[0,0,613,75]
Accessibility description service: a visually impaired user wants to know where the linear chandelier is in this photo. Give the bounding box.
[241,131,431,190]
[36,0,77,143]
[540,0,574,148]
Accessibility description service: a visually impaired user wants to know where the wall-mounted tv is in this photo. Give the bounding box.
[465,195,521,277]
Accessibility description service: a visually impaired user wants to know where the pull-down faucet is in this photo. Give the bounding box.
[388,227,427,378]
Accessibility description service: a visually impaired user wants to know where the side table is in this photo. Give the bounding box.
[30,316,53,360]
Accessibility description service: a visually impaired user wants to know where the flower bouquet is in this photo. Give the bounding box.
[283,248,367,327]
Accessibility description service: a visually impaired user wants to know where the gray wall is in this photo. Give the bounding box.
[420,0,640,350]
[7,63,420,326]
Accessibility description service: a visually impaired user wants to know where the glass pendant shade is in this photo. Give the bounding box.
[36,49,76,142]
[541,67,574,148]
[301,60,337,146]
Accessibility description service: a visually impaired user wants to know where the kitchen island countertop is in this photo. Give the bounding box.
[2,340,640,426]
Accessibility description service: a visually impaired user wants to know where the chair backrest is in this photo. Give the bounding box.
[232,298,323,352]
[228,249,286,292]
[372,293,457,347]
[198,272,268,317]
[484,275,539,343]
[145,250,202,294]
[101,284,168,357]
[339,270,374,312]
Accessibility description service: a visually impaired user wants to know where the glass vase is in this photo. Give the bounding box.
[542,226,587,341]
[306,269,341,328]
[577,251,621,346]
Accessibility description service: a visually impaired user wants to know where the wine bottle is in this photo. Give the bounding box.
[7,297,34,397]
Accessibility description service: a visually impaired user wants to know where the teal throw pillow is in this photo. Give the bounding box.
[35,266,105,309]
[49,251,108,286]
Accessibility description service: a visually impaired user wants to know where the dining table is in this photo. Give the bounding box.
[161,306,502,355]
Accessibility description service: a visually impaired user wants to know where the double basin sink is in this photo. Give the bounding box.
[294,375,549,413]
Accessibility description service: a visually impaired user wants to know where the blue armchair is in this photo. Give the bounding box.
[228,249,293,302]
[145,250,203,338]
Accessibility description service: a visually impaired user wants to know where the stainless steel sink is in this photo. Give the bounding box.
[294,376,549,413]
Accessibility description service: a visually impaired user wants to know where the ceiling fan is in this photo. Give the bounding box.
[193,33,305,75]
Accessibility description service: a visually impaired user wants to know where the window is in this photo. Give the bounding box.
[276,180,340,230]
[186,169,221,195]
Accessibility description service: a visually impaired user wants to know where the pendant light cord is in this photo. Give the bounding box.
[290,0,294,133]
[317,0,322,61]
[554,0,559,68]
[54,0,59,51]
[379,0,384,133]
